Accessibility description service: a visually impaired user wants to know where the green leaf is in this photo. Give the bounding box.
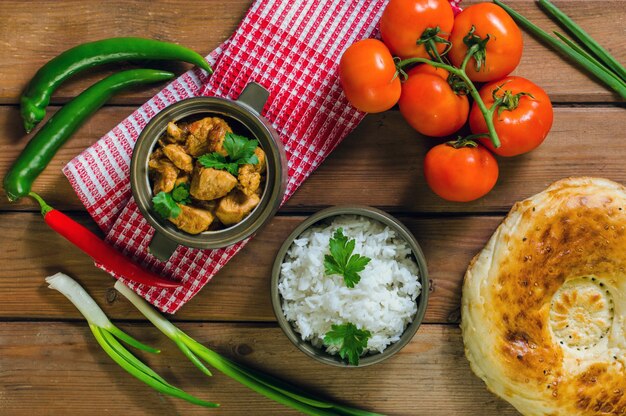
[171,183,190,204]
[224,132,259,161]
[323,228,371,288]
[343,254,371,288]
[236,154,259,166]
[198,133,259,176]
[152,191,181,219]
[198,152,232,171]
[323,323,371,366]
[198,152,240,176]
[323,255,343,277]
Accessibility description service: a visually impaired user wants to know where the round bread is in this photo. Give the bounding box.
[462,177,626,415]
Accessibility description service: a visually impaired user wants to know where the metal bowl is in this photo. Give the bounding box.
[131,83,288,261]
[270,206,429,367]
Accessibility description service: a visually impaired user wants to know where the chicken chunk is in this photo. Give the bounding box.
[237,166,261,196]
[206,120,231,156]
[215,191,261,225]
[195,199,218,213]
[150,147,164,162]
[162,144,193,173]
[168,204,214,234]
[237,148,266,196]
[190,167,237,200]
[186,117,231,157]
[252,147,266,173]
[166,121,187,143]
[149,158,179,194]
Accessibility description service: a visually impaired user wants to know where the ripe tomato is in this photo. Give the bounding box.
[380,0,455,60]
[339,39,401,113]
[470,76,554,157]
[398,65,469,137]
[424,142,499,202]
[448,3,523,82]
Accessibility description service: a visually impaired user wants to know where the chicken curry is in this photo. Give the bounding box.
[149,116,266,234]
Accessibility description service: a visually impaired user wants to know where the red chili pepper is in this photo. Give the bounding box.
[30,192,180,289]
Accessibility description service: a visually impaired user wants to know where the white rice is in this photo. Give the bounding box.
[278,215,421,356]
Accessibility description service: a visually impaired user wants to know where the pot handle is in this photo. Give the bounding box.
[236,82,269,115]
[148,231,179,262]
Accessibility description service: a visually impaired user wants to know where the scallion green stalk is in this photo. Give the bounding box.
[551,31,626,87]
[552,32,610,73]
[538,0,626,83]
[46,273,218,408]
[114,280,383,416]
[493,0,626,99]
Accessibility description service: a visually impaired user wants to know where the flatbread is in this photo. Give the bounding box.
[462,177,626,415]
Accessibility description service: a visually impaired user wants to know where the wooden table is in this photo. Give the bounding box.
[0,1,624,414]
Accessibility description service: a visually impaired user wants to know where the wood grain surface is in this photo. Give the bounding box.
[0,0,624,104]
[1,0,625,415]
[0,322,518,415]
[0,212,500,323]
[1,107,625,213]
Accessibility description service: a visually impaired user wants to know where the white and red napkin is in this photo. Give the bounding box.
[63,0,461,313]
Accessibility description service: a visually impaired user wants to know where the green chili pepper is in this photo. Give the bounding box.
[5,69,174,202]
[21,37,212,132]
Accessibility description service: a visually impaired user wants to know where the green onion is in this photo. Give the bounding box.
[46,273,218,408]
[552,32,609,72]
[551,31,626,87]
[538,0,626,83]
[493,0,626,99]
[114,280,383,416]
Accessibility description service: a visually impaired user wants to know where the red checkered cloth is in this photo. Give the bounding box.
[63,0,462,313]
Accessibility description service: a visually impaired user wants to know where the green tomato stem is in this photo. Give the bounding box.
[460,43,480,73]
[418,26,452,64]
[427,38,444,63]
[396,56,501,148]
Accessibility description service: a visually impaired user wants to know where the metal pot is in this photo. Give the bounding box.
[130,82,287,261]
[270,206,429,367]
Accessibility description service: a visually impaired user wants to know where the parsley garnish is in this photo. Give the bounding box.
[324,228,371,288]
[171,182,191,205]
[152,183,190,219]
[198,132,259,176]
[198,152,239,176]
[323,323,371,366]
[152,191,180,219]
[224,132,259,162]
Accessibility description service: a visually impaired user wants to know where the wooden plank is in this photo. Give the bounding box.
[0,212,500,323]
[0,0,624,104]
[0,322,518,415]
[508,0,626,102]
[0,0,250,104]
[1,106,625,212]
[291,106,626,213]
